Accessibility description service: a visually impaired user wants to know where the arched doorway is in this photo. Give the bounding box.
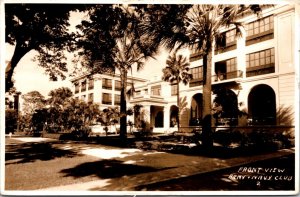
[190,93,202,126]
[248,84,276,125]
[155,111,164,128]
[213,88,238,125]
[170,105,178,127]
[150,106,164,128]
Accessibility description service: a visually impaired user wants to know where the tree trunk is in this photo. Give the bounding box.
[176,81,180,132]
[202,52,213,149]
[120,69,127,143]
[5,43,31,92]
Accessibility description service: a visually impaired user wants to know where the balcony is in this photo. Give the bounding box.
[213,70,243,82]
[189,79,203,87]
[189,51,202,62]
[215,41,237,55]
[246,64,275,77]
[102,85,112,90]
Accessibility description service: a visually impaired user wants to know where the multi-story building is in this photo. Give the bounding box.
[71,4,298,133]
[71,73,147,110]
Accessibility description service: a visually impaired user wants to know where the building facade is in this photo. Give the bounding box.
[71,73,147,111]
[71,4,298,133]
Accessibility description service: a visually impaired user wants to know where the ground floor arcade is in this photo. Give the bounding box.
[129,75,295,133]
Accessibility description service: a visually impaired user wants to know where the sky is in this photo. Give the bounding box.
[4,10,172,98]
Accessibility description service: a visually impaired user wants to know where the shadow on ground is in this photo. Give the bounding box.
[60,159,174,179]
[5,142,79,164]
[135,154,295,191]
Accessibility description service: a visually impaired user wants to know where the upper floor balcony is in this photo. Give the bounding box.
[213,70,243,82]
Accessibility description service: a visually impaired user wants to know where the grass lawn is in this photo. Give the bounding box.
[135,154,295,191]
[5,137,295,191]
[6,151,100,190]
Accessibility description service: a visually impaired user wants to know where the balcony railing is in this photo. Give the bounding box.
[189,79,203,87]
[214,70,243,82]
[246,65,275,77]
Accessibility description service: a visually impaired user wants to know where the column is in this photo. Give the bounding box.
[164,106,170,132]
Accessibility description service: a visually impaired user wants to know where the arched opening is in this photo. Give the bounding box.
[190,93,202,126]
[248,84,276,125]
[213,88,238,125]
[170,105,179,127]
[155,111,164,128]
[150,106,164,128]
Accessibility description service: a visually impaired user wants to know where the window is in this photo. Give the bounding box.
[88,79,94,90]
[115,94,121,105]
[74,82,80,94]
[81,81,86,92]
[171,84,178,96]
[151,85,161,96]
[102,78,112,90]
[215,58,238,80]
[102,93,112,105]
[246,15,274,45]
[225,29,236,45]
[88,93,93,104]
[81,95,86,101]
[215,29,237,53]
[246,48,275,77]
[189,66,203,87]
[226,58,237,72]
[189,43,202,62]
[191,66,202,80]
[115,80,122,91]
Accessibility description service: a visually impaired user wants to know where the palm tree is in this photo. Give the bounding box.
[140,4,263,148]
[162,52,192,132]
[75,5,158,143]
[112,6,158,142]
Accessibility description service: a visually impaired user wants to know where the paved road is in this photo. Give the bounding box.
[4,137,297,194]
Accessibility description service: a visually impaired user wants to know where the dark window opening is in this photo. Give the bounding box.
[102,93,112,105]
[215,58,240,81]
[102,78,112,90]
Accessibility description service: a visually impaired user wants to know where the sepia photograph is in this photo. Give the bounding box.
[1,1,299,195]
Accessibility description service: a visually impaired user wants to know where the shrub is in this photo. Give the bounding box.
[71,126,91,139]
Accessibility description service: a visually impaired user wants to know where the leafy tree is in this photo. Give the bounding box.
[133,104,143,128]
[45,87,73,132]
[63,98,100,137]
[31,108,48,132]
[141,4,263,148]
[5,109,18,134]
[75,5,157,142]
[37,88,100,135]
[99,107,120,136]
[47,87,73,107]
[162,52,192,132]
[5,4,87,92]
[22,91,46,116]
[20,90,45,131]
